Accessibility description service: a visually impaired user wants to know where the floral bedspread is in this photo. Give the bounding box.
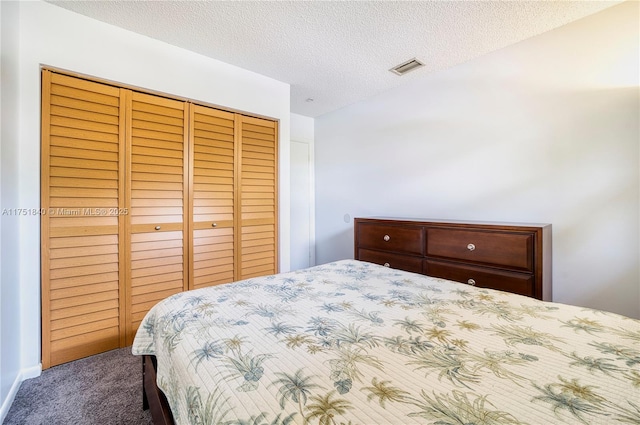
[132,259,640,425]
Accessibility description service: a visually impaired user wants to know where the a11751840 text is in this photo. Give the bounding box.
[2,208,129,216]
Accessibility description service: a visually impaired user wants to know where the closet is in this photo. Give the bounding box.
[41,70,278,367]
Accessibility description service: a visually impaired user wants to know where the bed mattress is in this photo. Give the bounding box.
[133,259,640,424]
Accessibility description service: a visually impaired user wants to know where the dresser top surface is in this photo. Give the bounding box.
[355,217,551,229]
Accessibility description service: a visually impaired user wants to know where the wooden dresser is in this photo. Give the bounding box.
[354,217,552,301]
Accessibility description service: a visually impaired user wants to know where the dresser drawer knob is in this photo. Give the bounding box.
[383,262,390,267]
[154,226,161,231]
[383,235,390,242]
[467,278,476,286]
[467,243,476,251]
[212,222,217,227]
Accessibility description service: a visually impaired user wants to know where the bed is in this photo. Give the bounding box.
[132,259,640,425]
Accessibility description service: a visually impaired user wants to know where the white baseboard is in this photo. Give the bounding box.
[0,363,42,423]
[0,372,22,423]
[21,363,42,380]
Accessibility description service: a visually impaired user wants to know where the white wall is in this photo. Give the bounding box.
[291,113,315,143]
[1,1,291,416]
[0,1,24,420]
[316,2,639,319]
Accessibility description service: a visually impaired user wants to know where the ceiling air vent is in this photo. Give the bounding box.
[389,58,424,76]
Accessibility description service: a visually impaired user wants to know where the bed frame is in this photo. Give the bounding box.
[142,355,174,425]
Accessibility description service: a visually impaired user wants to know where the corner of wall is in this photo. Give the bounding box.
[0,0,24,420]
[0,363,42,423]
[0,0,4,417]
[290,113,315,143]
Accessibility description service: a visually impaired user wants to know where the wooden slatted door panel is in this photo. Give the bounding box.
[238,116,278,279]
[127,92,188,343]
[41,71,126,368]
[190,105,236,289]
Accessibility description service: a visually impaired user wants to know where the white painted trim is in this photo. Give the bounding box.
[0,375,20,424]
[0,363,41,422]
[20,364,42,380]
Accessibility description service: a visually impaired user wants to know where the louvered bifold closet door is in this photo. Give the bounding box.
[238,116,278,279]
[41,71,126,368]
[126,92,188,343]
[190,106,236,289]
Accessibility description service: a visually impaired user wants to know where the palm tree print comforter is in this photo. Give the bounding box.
[132,260,640,425]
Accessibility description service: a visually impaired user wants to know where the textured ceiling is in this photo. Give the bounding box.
[48,1,622,117]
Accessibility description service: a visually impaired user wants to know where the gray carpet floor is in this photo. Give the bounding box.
[3,347,153,425]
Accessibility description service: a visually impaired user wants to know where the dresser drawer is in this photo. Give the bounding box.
[358,249,423,273]
[427,228,533,272]
[357,223,424,256]
[425,259,534,297]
